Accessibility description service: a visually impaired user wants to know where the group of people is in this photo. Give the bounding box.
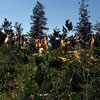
[60,33,95,51]
[35,35,48,53]
[4,32,48,53]
[4,31,28,51]
[4,30,14,45]
[4,32,95,53]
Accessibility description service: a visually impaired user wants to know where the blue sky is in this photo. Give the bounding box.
[0,0,100,36]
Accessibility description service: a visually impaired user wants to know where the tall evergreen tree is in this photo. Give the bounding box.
[76,0,92,48]
[29,1,48,41]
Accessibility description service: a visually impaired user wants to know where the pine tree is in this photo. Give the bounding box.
[14,22,23,49]
[49,27,61,49]
[93,21,100,47]
[29,1,48,41]
[76,0,92,48]
[14,22,23,36]
[62,19,73,39]
[2,18,12,35]
[93,21,100,34]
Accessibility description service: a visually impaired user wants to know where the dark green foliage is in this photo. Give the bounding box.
[49,27,61,49]
[0,31,6,45]
[94,33,100,47]
[0,0,100,99]
[48,57,63,69]
[0,45,27,99]
[0,45,100,100]
[34,55,45,65]
[92,47,100,59]
[49,28,60,49]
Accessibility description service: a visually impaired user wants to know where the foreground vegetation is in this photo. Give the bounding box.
[0,45,100,100]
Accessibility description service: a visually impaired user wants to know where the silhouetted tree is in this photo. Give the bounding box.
[2,18,12,35]
[62,19,73,39]
[94,32,100,47]
[93,21,100,34]
[62,26,67,38]
[93,21,100,47]
[76,0,92,48]
[0,28,6,45]
[65,19,73,31]
[49,20,73,49]
[49,27,61,49]
[14,22,23,35]
[29,1,48,41]
[14,22,23,49]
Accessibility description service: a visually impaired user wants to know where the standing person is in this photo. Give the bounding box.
[14,34,18,45]
[61,38,66,48]
[39,44,44,54]
[4,35,9,44]
[60,37,66,54]
[9,30,14,47]
[76,33,79,49]
[79,33,82,49]
[43,35,48,50]
[35,38,40,53]
[75,33,81,50]
[14,32,20,48]
[71,36,76,50]
[89,34,95,49]
[67,37,72,51]
[4,35,10,47]
[22,41,26,51]
[39,40,42,53]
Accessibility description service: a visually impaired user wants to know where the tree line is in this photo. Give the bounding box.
[0,0,100,52]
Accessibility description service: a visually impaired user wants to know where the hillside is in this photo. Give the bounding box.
[0,45,100,100]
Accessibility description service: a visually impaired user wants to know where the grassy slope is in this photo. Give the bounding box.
[0,45,100,100]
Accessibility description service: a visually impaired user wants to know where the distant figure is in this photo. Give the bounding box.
[35,38,41,53]
[9,32,14,39]
[39,46,44,54]
[28,94,34,100]
[70,36,76,50]
[75,33,82,49]
[4,35,10,44]
[22,41,26,51]
[89,34,95,49]
[14,35,19,45]
[4,32,14,46]
[43,35,48,50]
[35,35,48,53]
[9,31,14,46]
[61,39,66,48]
[67,38,72,51]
